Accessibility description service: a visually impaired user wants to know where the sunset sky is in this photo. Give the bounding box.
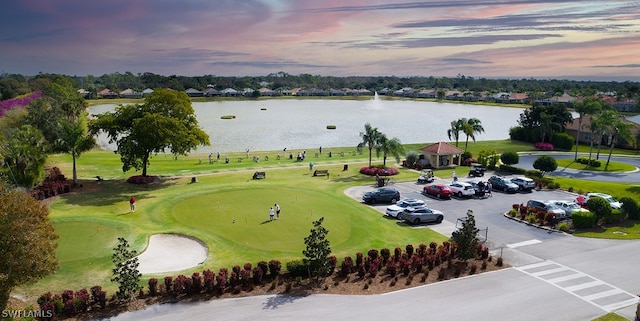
[1,0,639,81]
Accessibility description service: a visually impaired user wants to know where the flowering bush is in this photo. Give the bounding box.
[0,91,42,116]
[534,142,554,150]
[359,166,399,176]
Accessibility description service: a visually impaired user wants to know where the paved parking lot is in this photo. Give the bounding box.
[345,174,580,258]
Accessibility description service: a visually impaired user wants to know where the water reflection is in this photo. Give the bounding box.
[90,98,524,153]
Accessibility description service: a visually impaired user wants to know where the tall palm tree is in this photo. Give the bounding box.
[594,110,618,160]
[462,118,485,152]
[376,134,404,167]
[572,98,601,160]
[447,118,465,147]
[54,116,96,186]
[360,123,380,167]
[602,113,635,170]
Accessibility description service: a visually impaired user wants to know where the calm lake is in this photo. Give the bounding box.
[90,98,525,154]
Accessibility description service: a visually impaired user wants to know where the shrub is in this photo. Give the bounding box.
[252,267,264,284]
[534,142,554,150]
[340,256,355,276]
[527,215,536,224]
[461,151,473,162]
[286,260,309,278]
[164,276,173,294]
[328,256,337,275]
[126,175,157,185]
[380,248,391,264]
[173,275,188,295]
[604,209,624,224]
[356,252,364,266]
[148,278,158,296]
[191,272,202,294]
[359,166,399,176]
[557,222,570,232]
[386,261,397,277]
[406,244,414,258]
[508,209,517,217]
[525,170,543,178]
[203,270,215,293]
[498,165,526,174]
[500,151,519,166]
[551,132,574,151]
[572,211,596,229]
[620,197,640,220]
[268,260,282,276]
[257,261,268,276]
[74,289,90,313]
[243,263,252,271]
[586,197,612,223]
[405,151,419,168]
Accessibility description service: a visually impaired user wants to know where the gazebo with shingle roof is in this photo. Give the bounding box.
[419,142,464,168]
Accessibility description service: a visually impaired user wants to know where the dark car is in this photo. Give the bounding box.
[422,184,453,199]
[363,187,400,204]
[488,175,518,193]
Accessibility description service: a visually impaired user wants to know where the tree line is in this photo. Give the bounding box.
[1,72,639,104]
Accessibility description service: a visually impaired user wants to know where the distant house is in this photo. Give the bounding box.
[97,89,118,99]
[77,89,92,99]
[185,88,204,97]
[119,88,142,99]
[259,87,274,96]
[418,142,464,168]
[203,88,221,97]
[142,88,154,97]
[220,88,239,96]
[242,88,255,96]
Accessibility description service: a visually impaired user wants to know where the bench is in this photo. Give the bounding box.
[313,169,329,177]
[253,171,266,180]
[96,176,104,182]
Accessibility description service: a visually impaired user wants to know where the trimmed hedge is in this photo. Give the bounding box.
[285,260,310,278]
[572,211,596,229]
[359,166,399,176]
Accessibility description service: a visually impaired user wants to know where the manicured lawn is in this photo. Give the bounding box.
[556,159,636,172]
[22,162,447,299]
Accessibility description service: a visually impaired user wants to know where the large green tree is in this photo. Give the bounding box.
[376,134,404,167]
[0,184,58,311]
[601,113,635,170]
[360,123,381,168]
[533,155,558,177]
[90,89,210,176]
[0,124,48,188]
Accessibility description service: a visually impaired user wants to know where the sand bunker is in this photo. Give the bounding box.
[137,234,208,274]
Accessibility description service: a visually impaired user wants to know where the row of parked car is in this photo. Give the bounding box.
[421,175,536,200]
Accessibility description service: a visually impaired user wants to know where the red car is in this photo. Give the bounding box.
[423,184,453,199]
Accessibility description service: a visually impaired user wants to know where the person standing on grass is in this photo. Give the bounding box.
[309,161,314,171]
[269,207,275,221]
[129,196,136,212]
[275,203,281,220]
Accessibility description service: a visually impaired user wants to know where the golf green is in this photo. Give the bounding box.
[170,187,351,252]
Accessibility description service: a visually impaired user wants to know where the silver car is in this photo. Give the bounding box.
[385,199,426,218]
[550,200,590,216]
[400,207,444,225]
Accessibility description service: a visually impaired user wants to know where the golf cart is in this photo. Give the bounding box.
[417,169,434,184]
[468,163,486,177]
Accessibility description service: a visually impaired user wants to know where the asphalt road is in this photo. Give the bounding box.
[104,163,640,321]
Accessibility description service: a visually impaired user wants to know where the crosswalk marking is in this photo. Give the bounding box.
[516,260,639,312]
[506,239,542,248]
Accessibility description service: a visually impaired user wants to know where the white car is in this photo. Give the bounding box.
[385,198,426,218]
[583,193,623,209]
[549,200,590,216]
[448,182,475,198]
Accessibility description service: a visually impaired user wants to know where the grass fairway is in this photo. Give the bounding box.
[20,162,447,299]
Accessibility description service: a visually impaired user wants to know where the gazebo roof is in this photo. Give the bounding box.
[419,142,464,155]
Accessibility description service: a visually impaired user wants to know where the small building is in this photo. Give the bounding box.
[185,88,204,97]
[418,142,464,168]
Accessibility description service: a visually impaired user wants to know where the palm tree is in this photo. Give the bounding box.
[594,110,618,160]
[376,134,404,167]
[462,118,485,152]
[447,118,465,147]
[572,98,602,160]
[602,113,635,170]
[54,117,96,186]
[360,123,380,167]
